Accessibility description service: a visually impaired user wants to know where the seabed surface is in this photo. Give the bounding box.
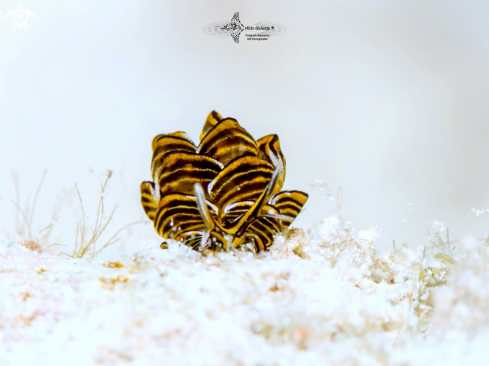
[1,216,488,365]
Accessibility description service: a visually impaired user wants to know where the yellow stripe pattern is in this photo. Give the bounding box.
[157,152,223,198]
[269,191,309,228]
[140,111,308,252]
[151,135,196,182]
[208,155,274,210]
[257,134,286,195]
[197,118,259,166]
[154,193,218,240]
[140,181,158,221]
[199,110,222,141]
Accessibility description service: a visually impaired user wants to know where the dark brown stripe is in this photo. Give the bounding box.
[268,191,308,227]
[140,181,158,222]
[156,152,223,198]
[246,216,281,251]
[151,136,197,181]
[208,155,274,210]
[221,201,254,229]
[197,118,259,165]
[141,196,152,203]
[261,204,280,217]
[273,199,303,212]
[199,110,223,141]
[257,134,286,195]
[221,201,253,222]
[167,131,195,144]
[152,132,195,150]
[155,193,218,239]
[245,233,265,252]
[175,231,204,250]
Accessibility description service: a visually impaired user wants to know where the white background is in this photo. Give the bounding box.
[1,0,489,255]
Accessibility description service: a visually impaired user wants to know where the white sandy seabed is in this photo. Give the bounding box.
[1,215,489,366]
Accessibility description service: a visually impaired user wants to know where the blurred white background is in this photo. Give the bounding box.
[1,0,489,255]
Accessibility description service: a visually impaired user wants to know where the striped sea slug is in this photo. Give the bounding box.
[141,111,308,252]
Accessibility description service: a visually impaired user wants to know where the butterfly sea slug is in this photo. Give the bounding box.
[140,111,308,252]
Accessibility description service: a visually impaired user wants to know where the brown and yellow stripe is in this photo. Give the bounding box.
[151,135,197,181]
[246,213,282,252]
[196,118,259,165]
[154,193,218,239]
[208,155,274,211]
[268,190,309,228]
[219,166,281,238]
[140,181,158,222]
[220,200,254,224]
[142,110,309,253]
[257,134,286,195]
[152,131,195,150]
[156,152,223,198]
[199,110,223,141]
[174,231,204,250]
